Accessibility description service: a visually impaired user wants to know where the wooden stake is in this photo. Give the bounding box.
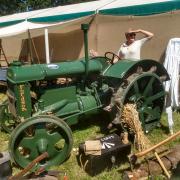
[135,130,180,158]
[154,151,170,179]
[9,152,49,180]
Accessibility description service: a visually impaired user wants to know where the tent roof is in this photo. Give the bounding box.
[0,0,112,27]
[0,0,179,38]
[0,21,57,38]
[29,0,112,22]
[0,8,53,27]
[0,16,92,39]
[99,0,180,16]
[0,0,180,27]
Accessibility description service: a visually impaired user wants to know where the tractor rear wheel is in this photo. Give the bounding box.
[114,71,165,132]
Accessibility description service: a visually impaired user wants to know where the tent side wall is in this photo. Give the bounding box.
[30,15,97,63]
[1,15,96,63]
[31,19,97,63]
[2,11,180,63]
[93,12,180,62]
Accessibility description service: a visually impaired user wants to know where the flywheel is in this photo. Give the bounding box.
[114,71,165,132]
[9,115,73,171]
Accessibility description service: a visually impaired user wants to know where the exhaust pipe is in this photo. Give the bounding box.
[81,24,89,78]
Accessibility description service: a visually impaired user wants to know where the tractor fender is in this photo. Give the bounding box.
[102,59,169,81]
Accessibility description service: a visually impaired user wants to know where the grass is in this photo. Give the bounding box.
[0,106,180,179]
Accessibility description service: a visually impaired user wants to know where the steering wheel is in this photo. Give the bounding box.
[104,52,121,64]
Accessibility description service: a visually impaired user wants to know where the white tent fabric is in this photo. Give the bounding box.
[163,38,180,134]
[0,0,116,39]
[0,8,52,26]
[0,0,176,27]
[0,16,92,39]
[99,0,171,10]
[29,0,113,20]
[0,0,179,65]
[163,38,180,108]
[0,0,114,26]
[0,0,176,38]
[0,21,57,38]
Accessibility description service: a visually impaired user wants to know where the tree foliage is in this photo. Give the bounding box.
[0,0,19,15]
[0,0,95,16]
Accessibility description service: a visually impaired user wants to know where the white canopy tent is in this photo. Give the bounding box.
[0,14,96,64]
[0,0,114,64]
[0,0,114,27]
[99,0,179,15]
[0,21,61,38]
[0,8,53,27]
[1,0,178,26]
[0,17,93,63]
[0,0,179,64]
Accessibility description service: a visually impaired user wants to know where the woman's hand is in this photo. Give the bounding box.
[127,28,154,38]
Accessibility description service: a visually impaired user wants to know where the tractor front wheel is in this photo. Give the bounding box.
[9,115,73,171]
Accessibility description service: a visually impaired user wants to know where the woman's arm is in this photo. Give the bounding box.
[129,29,154,39]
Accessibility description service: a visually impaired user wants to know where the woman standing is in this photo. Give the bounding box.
[115,28,154,63]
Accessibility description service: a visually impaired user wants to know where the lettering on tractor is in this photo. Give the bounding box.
[19,85,27,112]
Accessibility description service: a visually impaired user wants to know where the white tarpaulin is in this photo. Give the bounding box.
[0,0,114,27]
[0,21,58,38]
[163,38,180,107]
[0,16,92,39]
[0,15,94,63]
[0,0,178,27]
[0,0,179,63]
[29,0,113,22]
[99,0,177,12]
[0,8,52,27]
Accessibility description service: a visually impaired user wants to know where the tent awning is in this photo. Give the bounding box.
[0,21,55,38]
[0,15,93,39]
[0,8,53,27]
[99,0,180,16]
[1,0,179,28]
[0,0,180,35]
[0,0,112,27]
[29,0,113,22]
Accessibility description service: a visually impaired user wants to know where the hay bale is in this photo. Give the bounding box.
[121,103,152,151]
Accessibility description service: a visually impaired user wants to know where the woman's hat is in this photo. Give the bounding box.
[125,32,136,37]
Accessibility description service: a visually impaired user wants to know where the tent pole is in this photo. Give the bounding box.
[28,30,34,64]
[44,28,50,64]
[31,38,40,64]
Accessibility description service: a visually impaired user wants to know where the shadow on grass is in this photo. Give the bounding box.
[159,123,169,134]
[171,162,180,179]
[71,112,113,135]
[0,84,7,92]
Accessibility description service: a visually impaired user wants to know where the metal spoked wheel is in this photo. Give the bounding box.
[9,115,73,171]
[116,72,165,132]
[0,100,16,133]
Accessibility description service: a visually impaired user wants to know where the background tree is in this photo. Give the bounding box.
[0,0,96,16]
[0,0,19,15]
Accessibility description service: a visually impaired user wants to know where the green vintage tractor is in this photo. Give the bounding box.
[0,24,169,171]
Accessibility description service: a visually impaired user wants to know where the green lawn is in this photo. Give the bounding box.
[0,111,180,179]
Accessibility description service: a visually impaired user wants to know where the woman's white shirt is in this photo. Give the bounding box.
[118,37,149,61]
